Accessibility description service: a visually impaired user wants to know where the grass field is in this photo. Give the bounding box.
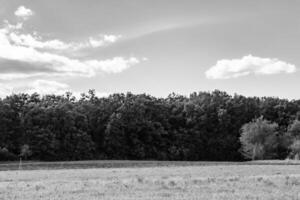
[1,161,300,200]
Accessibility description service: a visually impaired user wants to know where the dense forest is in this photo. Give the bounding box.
[0,89,300,161]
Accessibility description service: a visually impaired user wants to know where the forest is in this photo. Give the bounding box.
[0,89,300,161]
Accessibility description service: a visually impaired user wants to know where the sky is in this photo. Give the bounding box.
[0,0,299,99]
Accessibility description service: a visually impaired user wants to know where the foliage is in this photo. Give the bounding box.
[20,144,32,160]
[240,117,279,160]
[0,147,17,161]
[287,120,300,139]
[0,90,300,161]
[289,140,300,160]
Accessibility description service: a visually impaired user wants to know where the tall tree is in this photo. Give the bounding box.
[240,117,279,160]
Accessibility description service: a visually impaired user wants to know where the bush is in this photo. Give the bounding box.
[0,147,18,161]
[287,120,300,139]
[289,140,300,160]
[240,117,279,160]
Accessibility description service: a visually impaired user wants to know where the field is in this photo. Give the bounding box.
[1,161,300,200]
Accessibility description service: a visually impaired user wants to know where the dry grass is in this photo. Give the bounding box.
[1,164,300,199]
[0,160,254,171]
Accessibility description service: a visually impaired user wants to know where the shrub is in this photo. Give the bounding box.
[287,120,300,139]
[240,117,278,160]
[289,140,300,160]
[0,147,18,161]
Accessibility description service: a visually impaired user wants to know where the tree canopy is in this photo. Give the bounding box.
[0,90,299,161]
[240,117,279,160]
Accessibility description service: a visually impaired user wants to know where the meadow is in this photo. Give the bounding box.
[1,161,300,200]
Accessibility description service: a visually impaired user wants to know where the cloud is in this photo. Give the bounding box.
[25,80,111,98]
[24,80,69,95]
[8,7,122,51]
[0,80,111,98]
[9,32,122,50]
[205,55,297,79]
[9,32,72,50]
[0,83,13,98]
[0,20,141,80]
[0,44,140,79]
[89,35,122,48]
[0,8,144,96]
[85,57,139,73]
[14,6,33,20]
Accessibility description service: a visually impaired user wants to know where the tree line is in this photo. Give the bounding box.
[0,89,300,161]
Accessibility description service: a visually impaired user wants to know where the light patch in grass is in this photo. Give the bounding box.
[1,165,300,199]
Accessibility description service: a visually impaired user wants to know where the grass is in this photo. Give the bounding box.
[0,160,244,171]
[1,161,300,199]
[1,159,299,171]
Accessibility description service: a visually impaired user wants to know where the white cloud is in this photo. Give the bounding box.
[0,21,141,80]
[8,32,122,50]
[0,80,111,98]
[3,20,23,30]
[0,83,13,98]
[14,6,33,20]
[10,7,122,50]
[86,57,139,73]
[0,9,144,95]
[24,80,69,95]
[9,32,72,50]
[205,55,297,79]
[103,35,120,42]
[88,34,122,48]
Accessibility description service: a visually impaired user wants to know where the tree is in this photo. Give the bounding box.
[20,144,32,160]
[0,147,17,161]
[27,127,57,161]
[240,117,279,160]
[289,140,300,160]
[1,89,300,161]
[287,120,300,139]
[104,94,169,159]
[45,103,95,160]
[285,120,300,159]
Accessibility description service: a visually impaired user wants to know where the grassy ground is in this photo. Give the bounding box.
[0,160,243,171]
[1,161,300,199]
[1,159,299,171]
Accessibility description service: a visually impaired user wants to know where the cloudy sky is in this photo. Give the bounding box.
[0,0,299,99]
